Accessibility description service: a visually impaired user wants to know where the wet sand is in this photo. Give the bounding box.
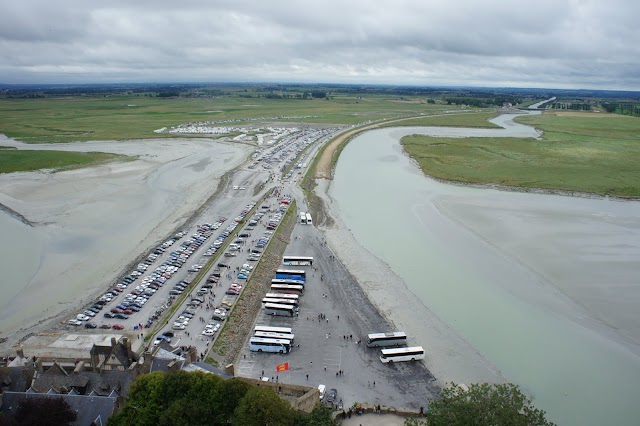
[316,179,505,386]
[0,135,252,349]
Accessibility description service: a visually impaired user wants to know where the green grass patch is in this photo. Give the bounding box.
[379,111,500,128]
[0,150,133,174]
[0,95,459,143]
[401,113,640,198]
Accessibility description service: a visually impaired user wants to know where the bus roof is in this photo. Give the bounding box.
[282,256,314,260]
[262,298,298,305]
[380,346,424,355]
[367,331,407,340]
[250,336,292,344]
[254,325,292,333]
[276,269,306,274]
[265,292,299,299]
[264,302,296,310]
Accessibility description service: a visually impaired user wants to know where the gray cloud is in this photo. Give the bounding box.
[0,0,638,89]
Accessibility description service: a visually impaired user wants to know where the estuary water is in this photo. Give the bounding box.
[329,118,640,426]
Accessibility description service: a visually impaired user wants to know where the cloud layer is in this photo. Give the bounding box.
[1,0,638,89]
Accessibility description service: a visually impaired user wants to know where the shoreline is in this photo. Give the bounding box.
[0,136,254,353]
[314,178,506,386]
[400,151,640,203]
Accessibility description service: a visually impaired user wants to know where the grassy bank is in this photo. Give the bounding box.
[0,150,133,174]
[0,95,459,143]
[379,111,500,128]
[401,112,640,198]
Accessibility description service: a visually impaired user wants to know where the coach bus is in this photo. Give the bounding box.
[305,212,312,225]
[272,278,305,286]
[264,302,296,317]
[264,292,299,302]
[282,256,314,266]
[249,336,291,354]
[262,297,299,308]
[300,212,307,224]
[270,283,304,295]
[275,269,306,283]
[366,332,408,348]
[254,325,292,334]
[254,331,295,345]
[379,346,425,363]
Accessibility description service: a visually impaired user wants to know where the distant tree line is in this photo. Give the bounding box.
[444,96,521,107]
[551,102,592,111]
[601,102,640,116]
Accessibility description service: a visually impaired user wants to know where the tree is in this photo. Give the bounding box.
[424,383,555,426]
[233,387,296,426]
[11,397,77,426]
[294,404,336,426]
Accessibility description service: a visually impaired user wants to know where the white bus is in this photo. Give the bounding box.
[264,302,296,317]
[249,336,291,354]
[254,325,292,334]
[254,331,295,344]
[265,292,299,302]
[271,278,305,286]
[380,346,425,363]
[262,297,299,307]
[367,332,408,348]
[275,269,306,283]
[270,283,304,295]
[282,256,314,266]
[305,212,312,225]
[300,212,307,224]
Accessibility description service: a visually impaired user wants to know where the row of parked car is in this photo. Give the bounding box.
[69,221,226,329]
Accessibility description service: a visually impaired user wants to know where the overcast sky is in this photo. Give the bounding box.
[0,0,638,90]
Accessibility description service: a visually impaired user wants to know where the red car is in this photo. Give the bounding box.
[122,309,133,315]
[112,324,125,330]
[110,308,123,313]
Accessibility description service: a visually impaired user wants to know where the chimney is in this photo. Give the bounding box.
[35,358,43,374]
[122,338,133,364]
[110,337,116,348]
[16,348,24,359]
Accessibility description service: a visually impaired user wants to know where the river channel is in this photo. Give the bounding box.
[329,115,640,426]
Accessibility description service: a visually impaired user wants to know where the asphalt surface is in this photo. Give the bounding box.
[234,191,440,410]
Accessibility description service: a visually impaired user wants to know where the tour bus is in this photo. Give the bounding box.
[254,331,295,345]
[264,302,297,317]
[305,213,312,225]
[300,212,307,224]
[265,292,299,302]
[379,346,425,363]
[270,283,304,295]
[272,278,305,286]
[262,297,299,308]
[366,332,408,348]
[282,256,314,266]
[249,336,291,354]
[275,269,306,283]
[254,325,292,334]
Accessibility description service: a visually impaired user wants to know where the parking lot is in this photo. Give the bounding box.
[234,201,440,410]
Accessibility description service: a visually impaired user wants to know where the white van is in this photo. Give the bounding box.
[318,384,326,400]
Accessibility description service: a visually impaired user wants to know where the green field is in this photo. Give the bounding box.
[401,112,640,197]
[0,95,461,143]
[0,150,133,174]
[380,111,499,128]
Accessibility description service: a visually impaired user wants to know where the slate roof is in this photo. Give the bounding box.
[0,391,118,426]
[0,366,33,392]
[32,368,135,396]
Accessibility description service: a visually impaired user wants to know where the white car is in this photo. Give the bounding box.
[202,329,215,336]
[77,314,90,321]
[172,324,186,330]
[68,319,82,326]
